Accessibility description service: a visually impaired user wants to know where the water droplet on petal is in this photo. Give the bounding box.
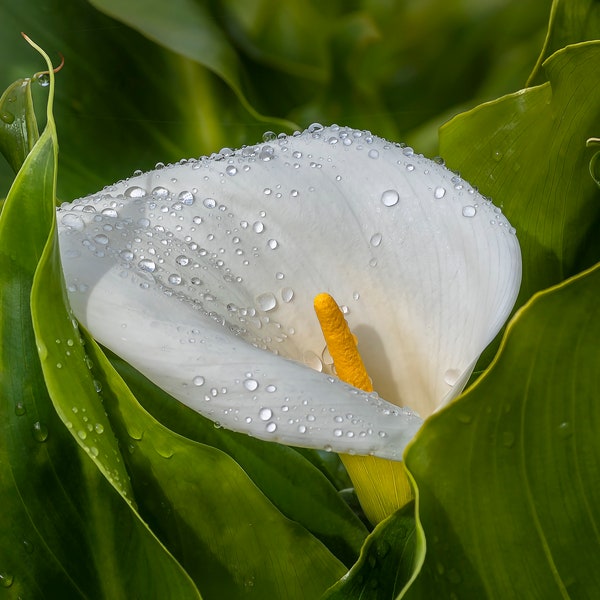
[281,287,294,302]
[203,197,217,209]
[244,378,259,392]
[266,422,277,433]
[15,401,26,416]
[226,165,237,176]
[61,213,85,231]
[259,407,272,420]
[434,186,446,199]
[168,273,182,285]
[381,189,400,207]
[119,249,134,262]
[262,130,276,142]
[178,190,195,205]
[138,258,156,273]
[253,221,265,234]
[267,239,279,249]
[93,234,109,245]
[124,186,147,199]
[462,205,477,217]
[368,149,379,159]
[370,233,383,247]
[444,368,461,386]
[256,292,277,312]
[193,376,205,386]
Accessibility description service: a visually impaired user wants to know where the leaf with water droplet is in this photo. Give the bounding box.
[0,77,39,173]
[322,501,423,599]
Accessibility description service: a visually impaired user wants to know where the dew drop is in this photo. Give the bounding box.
[32,421,48,442]
[307,123,323,133]
[369,233,383,247]
[168,273,182,285]
[15,401,26,416]
[281,287,294,303]
[61,213,85,231]
[226,165,238,176]
[94,423,104,434]
[125,186,147,199]
[262,130,276,142]
[266,422,277,433]
[193,376,205,386]
[267,239,279,250]
[266,384,277,393]
[368,149,379,159]
[462,205,477,218]
[119,249,134,262]
[77,430,87,440]
[93,233,109,245]
[138,258,156,273]
[298,424,307,433]
[244,378,259,392]
[256,292,277,312]
[0,572,14,588]
[178,190,195,205]
[0,110,15,124]
[434,186,446,199]
[203,197,217,209]
[380,189,400,207]
[253,221,265,234]
[259,407,272,421]
[557,421,572,439]
[36,73,50,87]
[443,368,461,386]
[175,255,190,266]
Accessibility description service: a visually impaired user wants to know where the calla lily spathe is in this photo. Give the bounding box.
[57,124,521,461]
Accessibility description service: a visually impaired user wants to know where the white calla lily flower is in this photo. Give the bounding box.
[57,124,521,466]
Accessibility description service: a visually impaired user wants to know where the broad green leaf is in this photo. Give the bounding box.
[528,0,600,84]
[322,501,424,600]
[405,262,600,598]
[82,338,347,599]
[0,76,38,172]
[108,351,368,568]
[440,42,600,309]
[0,48,201,598]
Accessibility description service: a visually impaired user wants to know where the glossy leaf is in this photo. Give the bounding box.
[528,0,600,84]
[82,337,347,599]
[322,501,424,600]
[108,351,368,568]
[440,41,600,309]
[405,262,600,598]
[0,76,38,172]
[0,47,201,599]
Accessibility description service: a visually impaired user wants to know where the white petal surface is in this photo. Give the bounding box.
[58,125,521,458]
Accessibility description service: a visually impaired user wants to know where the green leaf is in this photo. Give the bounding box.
[108,350,368,569]
[405,262,600,598]
[528,0,600,84]
[0,76,39,172]
[81,339,347,599]
[440,42,600,309]
[321,501,424,600]
[0,43,201,599]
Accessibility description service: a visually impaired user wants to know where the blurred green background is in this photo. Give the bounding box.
[1,0,552,201]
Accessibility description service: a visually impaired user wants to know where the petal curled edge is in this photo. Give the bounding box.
[58,124,521,456]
